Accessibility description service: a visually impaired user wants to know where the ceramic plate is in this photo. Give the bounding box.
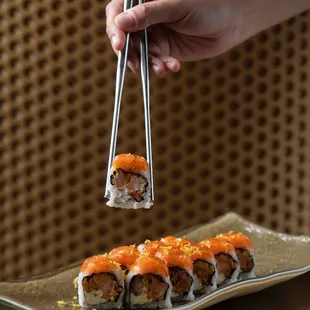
[1,212,310,310]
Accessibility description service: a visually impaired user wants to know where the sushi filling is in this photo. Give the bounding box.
[130,274,169,304]
[110,168,148,202]
[169,267,193,296]
[193,260,215,287]
[215,254,238,279]
[82,273,123,301]
[235,249,254,273]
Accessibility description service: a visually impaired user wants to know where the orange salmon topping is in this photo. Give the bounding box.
[199,238,235,255]
[112,154,149,173]
[155,249,193,272]
[80,254,120,276]
[138,241,166,255]
[130,256,169,278]
[108,246,140,267]
[161,236,193,247]
[160,237,194,255]
[187,245,215,262]
[216,232,253,249]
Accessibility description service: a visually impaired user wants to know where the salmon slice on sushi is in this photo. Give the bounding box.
[160,236,193,248]
[137,240,165,255]
[108,245,140,272]
[106,153,153,209]
[217,232,256,279]
[199,238,240,285]
[78,255,125,309]
[126,256,172,309]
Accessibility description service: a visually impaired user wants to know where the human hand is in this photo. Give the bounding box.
[106,0,310,77]
[106,0,244,77]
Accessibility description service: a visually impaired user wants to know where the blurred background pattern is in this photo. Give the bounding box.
[0,0,309,280]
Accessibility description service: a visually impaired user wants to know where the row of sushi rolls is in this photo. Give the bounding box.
[78,233,255,309]
[77,154,255,308]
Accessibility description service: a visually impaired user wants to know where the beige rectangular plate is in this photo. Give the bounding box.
[1,212,310,310]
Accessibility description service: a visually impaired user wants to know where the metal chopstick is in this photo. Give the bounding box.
[139,0,154,201]
[105,0,154,201]
[105,0,133,198]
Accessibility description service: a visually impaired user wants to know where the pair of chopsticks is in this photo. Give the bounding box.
[105,0,154,201]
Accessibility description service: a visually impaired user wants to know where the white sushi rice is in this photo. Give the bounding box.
[192,275,203,292]
[126,271,172,309]
[106,168,153,209]
[78,270,125,309]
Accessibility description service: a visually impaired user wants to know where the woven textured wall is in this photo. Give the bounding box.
[0,0,309,281]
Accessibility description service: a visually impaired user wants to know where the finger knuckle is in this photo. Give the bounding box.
[140,3,153,16]
[134,3,154,25]
[105,0,122,15]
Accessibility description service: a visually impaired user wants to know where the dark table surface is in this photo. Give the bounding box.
[1,272,310,310]
[208,271,310,310]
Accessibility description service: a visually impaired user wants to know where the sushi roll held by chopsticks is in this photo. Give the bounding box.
[106,153,153,209]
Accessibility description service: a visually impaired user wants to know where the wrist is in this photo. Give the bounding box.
[239,0,310,41]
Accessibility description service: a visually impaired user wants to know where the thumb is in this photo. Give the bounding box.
[114,0,186,32]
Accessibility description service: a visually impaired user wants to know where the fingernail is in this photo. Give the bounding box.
[166,61,180,72]
[112,36,117,48]
[152,65,159,73]
[115,12,135,28]
[166,62,174,71]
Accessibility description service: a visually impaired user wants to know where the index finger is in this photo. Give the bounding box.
[106,0,126,51]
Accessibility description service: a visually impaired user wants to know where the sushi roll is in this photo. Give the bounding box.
[108,245,140,272]
[186,245,218,294]
[161,237,217,294]
[216,232,256,279]
[106,153,153,209]
[199,238,240,285]
[78,255,125,309]
[154,248,195,301]
[126,256,172,309]
[139,241,195,301]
